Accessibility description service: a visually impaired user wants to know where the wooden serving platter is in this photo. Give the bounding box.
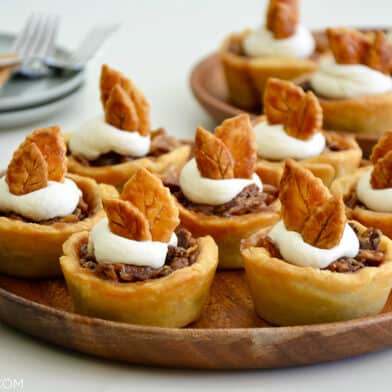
[0,271,391,369]
[190,53,378,158]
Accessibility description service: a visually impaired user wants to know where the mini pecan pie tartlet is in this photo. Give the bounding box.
[61,168,218,327]
[254,78,361,187]
[0,127,116,278]
[307,28,392,136]
[220,0,318,111]
[331,131,392,239]
[168,114,280,269]
[241,160,392,326]
[67,64,190,189]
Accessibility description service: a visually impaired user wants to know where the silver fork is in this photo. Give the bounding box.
[44,23,119,73]
[0,14,59,76]
[16,13,59,78]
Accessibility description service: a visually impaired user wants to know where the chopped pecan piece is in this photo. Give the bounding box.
[366,31,392,74]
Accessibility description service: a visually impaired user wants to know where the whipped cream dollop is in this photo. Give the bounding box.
[243,24,315,59]
[0,177,81,221]
[356,168,392,212]
[310,55,392,99]
[268,220,359,269]
[69,115,151,160]
[88,218,178,268]
[179,158,262,205]
[254,120,326,160]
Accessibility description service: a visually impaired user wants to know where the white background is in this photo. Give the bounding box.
[0,0,391,391]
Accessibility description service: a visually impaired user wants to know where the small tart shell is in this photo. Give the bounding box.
[0,174,117,278]
[220,30,318,111]
[60,232,218,327]
[67,144,191,190]
[241,221,392,326]
[331,167,392,239]
[254,116,362,187]
[317,92,392,137]
[176,198,280,270]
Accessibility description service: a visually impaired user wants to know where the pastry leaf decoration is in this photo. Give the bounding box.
[371,150,392,189]
[215,114,257,179]
[100,64,150,136]
[370,131,392,164]
[301,196,346,249]
[280,159,330,231]
[25,126,66,182]
[121,168,180,242]
[6,141,48,195]
[105,84,140,132]
[328,28,392,74]
[264,78,322,140]
[266,0,299,39]
[194,126,234,179]
[103,198,151,241]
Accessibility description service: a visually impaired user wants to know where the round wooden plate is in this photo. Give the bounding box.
[0,272,391,369]
[190,53,378,158]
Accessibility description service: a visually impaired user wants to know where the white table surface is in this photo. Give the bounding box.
[0,0,391,390]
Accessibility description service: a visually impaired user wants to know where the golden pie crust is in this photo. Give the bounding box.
[60,232,218,327]
[317,92,392,137]
[176,198,280,269]
[0,174,117,278]
[241,221,392,326]
[219,30,318,110]
[67,138,191,190]
[331,167,392,238]
[253,116,362,187]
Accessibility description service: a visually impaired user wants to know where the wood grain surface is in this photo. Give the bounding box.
[0,271,391,369]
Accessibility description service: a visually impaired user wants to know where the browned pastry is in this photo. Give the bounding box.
[301,195,345,249]
[215,114,256,178]
[25,126,66,182]
[266,0,299,39]
[103,198,151,241]
[194,127,234,180]
[6,141,48,195]
[68,65,191,189]
[264,78,322,140]
[279,159,330,232]
[60,168,219,327]
[100,64,150,135]
[0,126,116,278]
[314,29,392,136]
[331,132,392,238]
[120,168,180,242]
[104,84,141,133]
[280,159,345,249]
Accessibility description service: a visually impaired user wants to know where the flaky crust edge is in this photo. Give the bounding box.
[241,221,392,325]
[219,30,318,110]
[0,174,118,278]
[60,232,218,327]
[254,115,362,187]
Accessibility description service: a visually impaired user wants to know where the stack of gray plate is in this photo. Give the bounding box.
[0,33,85,129]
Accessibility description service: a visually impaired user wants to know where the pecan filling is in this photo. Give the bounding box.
[257,223,384,273]
[170,183,278,217]
[71,129,180,167]
[344,188,366,209]
[0,196,90,225]
[79,228,199,282]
